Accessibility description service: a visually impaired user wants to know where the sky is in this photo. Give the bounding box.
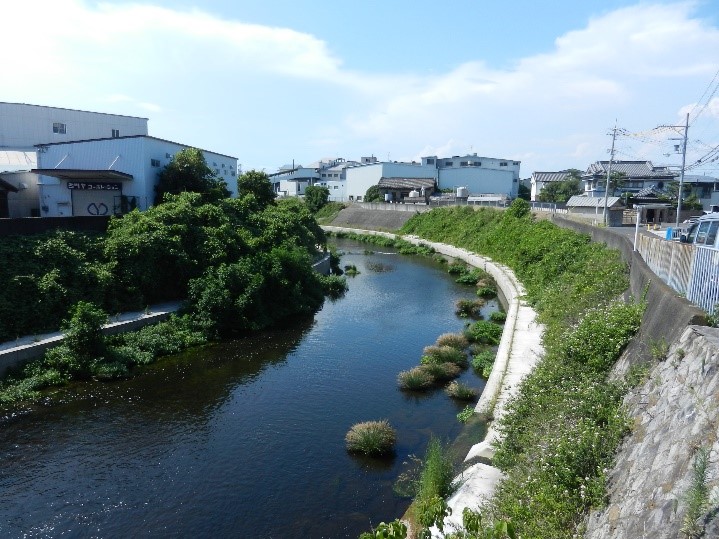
[3,0,719,178]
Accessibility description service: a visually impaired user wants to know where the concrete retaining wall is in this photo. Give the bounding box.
[0,303,180,375]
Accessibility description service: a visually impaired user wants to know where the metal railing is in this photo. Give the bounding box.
[687,246,719,313]
[635,234,694,295]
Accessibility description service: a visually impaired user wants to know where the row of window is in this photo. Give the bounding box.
[52,122,121,138]
[321,173,341,178]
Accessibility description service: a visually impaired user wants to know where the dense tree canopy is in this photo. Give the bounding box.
[365,185,382,202]
[1,191,340,342]
[538,170,583,203]
[154,148,230,204]
[237,170,276,211]
[304,185,330,213]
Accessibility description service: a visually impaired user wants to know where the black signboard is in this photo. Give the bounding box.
[67,182,121,191]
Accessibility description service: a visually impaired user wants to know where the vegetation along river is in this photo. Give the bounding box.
[0,239,499,538]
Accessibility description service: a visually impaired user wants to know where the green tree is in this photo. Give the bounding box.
[365,185,382,202]
[517,183,531,201]
[538,170,582,203]
[154,147,230,204]
[237,170,276,210]
[304,185,330,213]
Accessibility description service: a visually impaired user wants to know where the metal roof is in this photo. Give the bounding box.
[585,161,676,179]
[566,195,622,208]
[0,177,19,192]
[31,169,134,181]
[378,177,435,190]
[531,171,572,183]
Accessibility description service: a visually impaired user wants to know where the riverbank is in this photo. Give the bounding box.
[324,225,544,530]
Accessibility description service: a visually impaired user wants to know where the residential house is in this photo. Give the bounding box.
[582,161,676,197]
[530,171,573,201]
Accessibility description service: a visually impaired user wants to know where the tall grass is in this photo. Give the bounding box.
[345,420,397,456]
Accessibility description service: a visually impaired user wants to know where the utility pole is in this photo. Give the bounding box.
[603,122,617,226]
[675,113,689,227]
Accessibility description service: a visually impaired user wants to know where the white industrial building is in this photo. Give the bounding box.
[0,102,148,149]
[34,136,237,217]
[270,153,520,203]
[0,102,237,218]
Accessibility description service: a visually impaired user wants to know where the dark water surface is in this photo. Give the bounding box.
[0,241,497,538]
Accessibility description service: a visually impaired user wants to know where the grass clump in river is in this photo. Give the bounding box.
[472,350,496,379]
[420,361,462,382]
[435,332,469,350]
[465,320,503,345]
[455,298,485,319]
[421,345,468,367]
[397,367,435,391]
[345,420,396,456]
[445,381,478,401]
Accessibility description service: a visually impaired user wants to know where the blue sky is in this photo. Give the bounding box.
[4,0,719,178]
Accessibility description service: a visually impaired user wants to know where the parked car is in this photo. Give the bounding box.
[679,213,719,247]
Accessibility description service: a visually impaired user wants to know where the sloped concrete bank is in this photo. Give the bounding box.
[323,226,544,530]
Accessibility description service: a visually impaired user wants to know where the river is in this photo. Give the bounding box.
[0,240,497,538]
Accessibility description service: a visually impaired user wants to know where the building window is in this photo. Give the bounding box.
[333,185,338,190]
[166,153,172,158]
[151,159,161,167]
[111,129,120,138]
[460,161,469,166]
[500,162,508,166]
[472,162,482,167]
[322,174,326,177]
[444,161,453,167]
[426,158,435,165]
[222,163,226,168]
[357,196,362,201]
[333,174,339,177]
[53,122,66,134]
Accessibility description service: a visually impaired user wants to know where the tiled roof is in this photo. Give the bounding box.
[585,161,676,179]
[378,177,435,190]
[635,187,666,198]
[566,195,622,208]
[531,171,572,183]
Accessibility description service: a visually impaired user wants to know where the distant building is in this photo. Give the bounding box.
[582,161,676,197]
[0,103,236,218]
[34,136,237,217]
[270,153,520,203]
[530,171,573,201]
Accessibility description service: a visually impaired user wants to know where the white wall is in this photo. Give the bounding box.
[345,162,434,201]
[37,137,237,216]
[0,102,148,148]
[439,168,516,197]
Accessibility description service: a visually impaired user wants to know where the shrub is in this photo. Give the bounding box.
[472,350,496,378]
[489,311,507,323]
[447,260,467,274]
[421,345,468,367]
[345,420,396,456]
[455,267,489,286]
[457,405,475,423]
[455,298,485,319]
[417,437,455,502]
[476,286,497,298]
[420,362,462,382]
[435,332,468,350]
[398,367,435,390]
[445,381,478,400]
[344,264,360,276]
[465,320,503,345]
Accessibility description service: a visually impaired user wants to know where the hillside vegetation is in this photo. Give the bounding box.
[392,201,644,538]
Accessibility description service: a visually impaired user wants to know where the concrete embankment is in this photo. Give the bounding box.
[0,302,182,375]
[323,225,544,530]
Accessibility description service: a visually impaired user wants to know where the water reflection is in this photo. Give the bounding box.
[0,240,497,538]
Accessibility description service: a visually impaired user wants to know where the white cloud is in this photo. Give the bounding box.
[2,1,717,174]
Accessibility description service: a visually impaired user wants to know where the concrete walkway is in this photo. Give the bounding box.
[324,226,545,533]
[0,301,183,374]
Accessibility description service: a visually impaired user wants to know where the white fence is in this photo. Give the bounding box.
[687,246,719,313]
[635,235,719,314]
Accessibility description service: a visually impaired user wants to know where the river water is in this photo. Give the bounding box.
[0,241,497,538]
